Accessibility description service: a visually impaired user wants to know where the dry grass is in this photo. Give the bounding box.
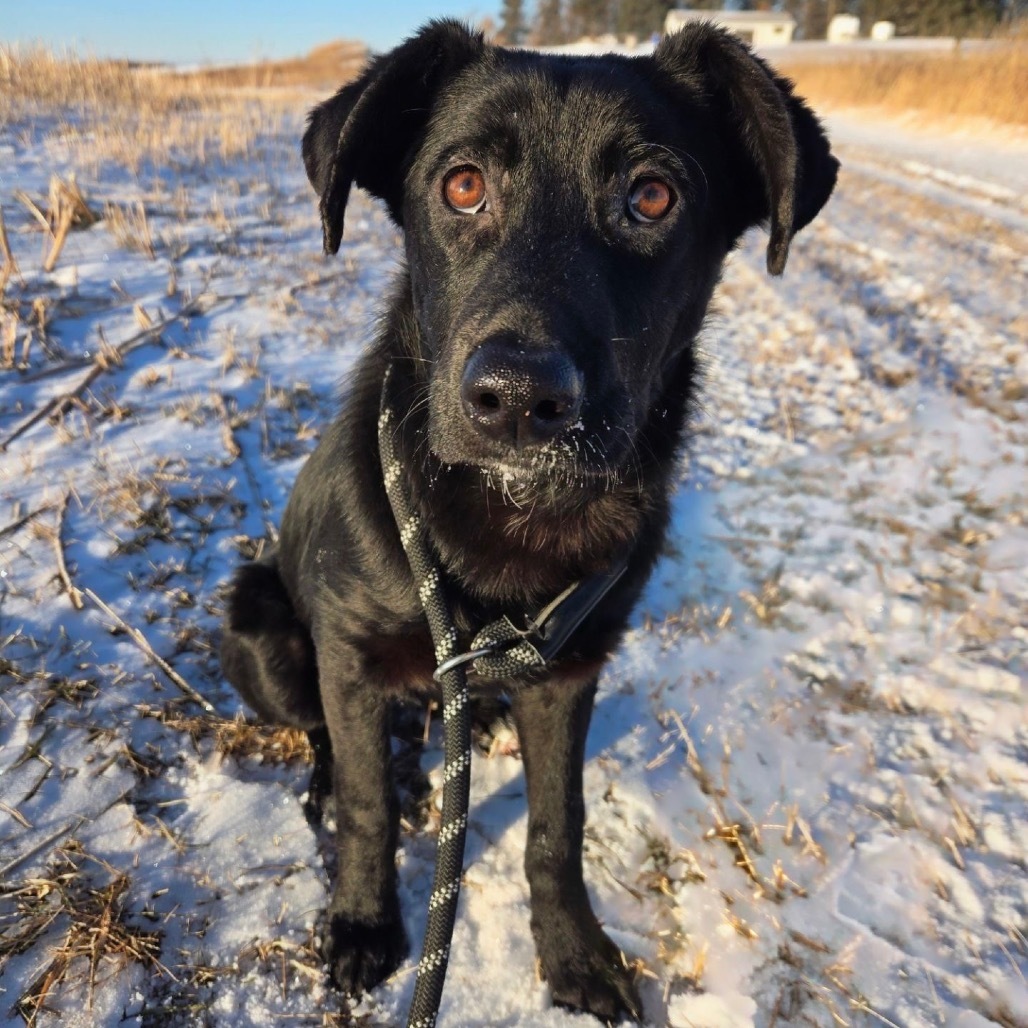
[0,37,367,176]
[150,709,315,764]
[104,200,155,259]
[0,47,178,118]
[0,47,313,172]
[1,844,166,1026]
[778,33,1028,127]
[0,39,365,110]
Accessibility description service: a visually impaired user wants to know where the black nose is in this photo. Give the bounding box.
[460,337,584,449]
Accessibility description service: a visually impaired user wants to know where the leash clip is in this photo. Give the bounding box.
[433,616,546,682]
[432,644,506,682]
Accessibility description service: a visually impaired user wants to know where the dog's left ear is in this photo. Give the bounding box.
[654,25,839,275]
[302,19,484,254]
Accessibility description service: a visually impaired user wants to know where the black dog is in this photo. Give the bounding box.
[222,20,837,1023]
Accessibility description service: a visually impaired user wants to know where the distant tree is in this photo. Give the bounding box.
[617,0,675,38]
[940,0,1005,35]
[858,0,1005,35]
[534,0,567,44]
[499,0,526,45]
[780,0,809,37]
[568,0,613,38]
[787,0,844,40]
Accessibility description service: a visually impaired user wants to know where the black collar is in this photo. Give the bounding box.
[433,553,629,682]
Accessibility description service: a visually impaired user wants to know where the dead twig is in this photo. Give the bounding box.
[217,390,278,542]
[210,392,241,459]
[0,202,22,296]
[0,501,57,540]
[18,291,249,383]
[13,189,50,233]
[1,308,21,368]
[666,709,778,898]
[42,197,74,273]
[0,816,86,879]
[283,270,346,299]
[15,177,101,274]
[81,588,214,713]
[53,492,83,610]
[0,798,33,829]
[0,288,221,452]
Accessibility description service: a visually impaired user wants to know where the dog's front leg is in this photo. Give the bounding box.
[317,639,408,995]
[514,676,642,1024]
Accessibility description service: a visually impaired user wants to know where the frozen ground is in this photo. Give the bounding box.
[0,77,1025,1028]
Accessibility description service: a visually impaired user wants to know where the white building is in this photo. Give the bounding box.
[827,13,861,43]
[664,9,796,47]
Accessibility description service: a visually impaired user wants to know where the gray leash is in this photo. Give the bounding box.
[379,367,471,1028]
[378,363,627,1027]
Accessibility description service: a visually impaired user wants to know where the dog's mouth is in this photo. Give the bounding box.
[430,415,638,489]
[476,446,587,484]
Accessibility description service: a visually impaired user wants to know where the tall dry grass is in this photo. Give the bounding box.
[777,34,1028,127]
[1,48,174,116]
[1,47,304,172]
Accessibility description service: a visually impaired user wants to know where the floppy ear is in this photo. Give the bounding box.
[302,19,484,255]
[654,24,838,275]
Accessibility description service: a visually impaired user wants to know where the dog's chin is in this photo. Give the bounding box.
[430,448,577,482]
[429,439,635,493]
[476,457,592,486]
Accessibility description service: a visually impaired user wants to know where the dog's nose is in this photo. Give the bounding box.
[460,337,584,449]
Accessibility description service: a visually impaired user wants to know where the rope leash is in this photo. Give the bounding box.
[378,368,469,1028]
[378,363,628,1027]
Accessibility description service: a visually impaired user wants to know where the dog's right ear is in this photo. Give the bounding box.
[302,20,484,255]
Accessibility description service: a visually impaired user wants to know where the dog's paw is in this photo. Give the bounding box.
[323,914,408,996]
[544,934,642,1025]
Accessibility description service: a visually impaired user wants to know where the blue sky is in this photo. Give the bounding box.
[1,1,503,65]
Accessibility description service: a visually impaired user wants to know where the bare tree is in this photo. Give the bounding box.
[852,0,1006,35]
[499,0,526,45]
[617,0,675,38]
[534,0,567,44]
[567,0,614,39]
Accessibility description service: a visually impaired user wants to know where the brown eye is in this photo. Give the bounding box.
[628,177,674,222]
[443,166,488,214]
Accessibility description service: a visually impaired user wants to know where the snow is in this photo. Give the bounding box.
[1,67,1026,1028]
[823,109,1028,205]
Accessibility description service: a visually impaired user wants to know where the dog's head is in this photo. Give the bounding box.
[303,20,837,483]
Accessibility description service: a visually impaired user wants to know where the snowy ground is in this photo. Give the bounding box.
[0,78,1025,1028]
